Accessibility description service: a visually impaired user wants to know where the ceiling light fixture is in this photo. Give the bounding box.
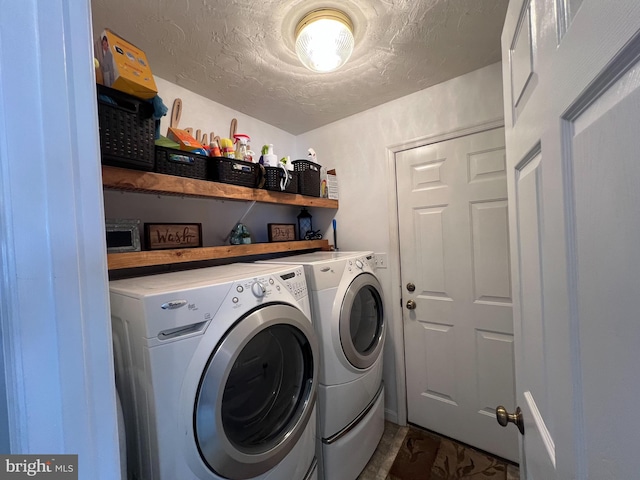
[295,8,354,73]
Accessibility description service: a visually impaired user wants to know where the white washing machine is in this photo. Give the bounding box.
[259,252,385,480]
[109,263,319,480]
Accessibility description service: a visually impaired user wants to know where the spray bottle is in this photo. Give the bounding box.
[233,134,251,161]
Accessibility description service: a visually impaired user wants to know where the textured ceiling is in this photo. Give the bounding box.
[91,0,508,135]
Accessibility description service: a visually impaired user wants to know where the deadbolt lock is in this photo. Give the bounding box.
[406,282,415,292]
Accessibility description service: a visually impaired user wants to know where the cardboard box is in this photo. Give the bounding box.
[167,127,205,152]
[326,169,339,200]
[96,29,157,99]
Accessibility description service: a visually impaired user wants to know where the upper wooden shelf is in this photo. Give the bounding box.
[102,166,339,208]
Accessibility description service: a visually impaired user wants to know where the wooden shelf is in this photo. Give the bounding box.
[102,166,337,271]
[102,166,339,208]
[107,240,331,270]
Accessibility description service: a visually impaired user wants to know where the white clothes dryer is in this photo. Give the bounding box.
[258,252,385,480]
[109,263,319,480]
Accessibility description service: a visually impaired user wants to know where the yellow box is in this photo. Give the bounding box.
[96,29,157,99]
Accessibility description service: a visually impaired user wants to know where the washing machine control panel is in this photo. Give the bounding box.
[231,268,307,305]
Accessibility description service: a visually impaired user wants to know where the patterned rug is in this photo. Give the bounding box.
[388,427,440,479]
[387,426,514,480]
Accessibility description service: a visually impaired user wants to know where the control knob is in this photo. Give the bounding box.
[355,260,364,269]
[251,281,266,298]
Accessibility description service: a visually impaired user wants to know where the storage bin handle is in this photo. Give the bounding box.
[97,85,143,115]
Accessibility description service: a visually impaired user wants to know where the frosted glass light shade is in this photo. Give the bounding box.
[295,9,354,73]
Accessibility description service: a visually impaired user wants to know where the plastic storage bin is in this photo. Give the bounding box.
[207,157,258,188]
[97,84,155,171]
[154,146,208,180]
[293,160,320,197]
[264,167,298,194]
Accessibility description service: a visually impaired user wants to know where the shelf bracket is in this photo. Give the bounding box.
[223,201,257,242]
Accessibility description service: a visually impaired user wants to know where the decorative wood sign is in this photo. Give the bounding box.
[144,223,202,250]
[268,223,296,242]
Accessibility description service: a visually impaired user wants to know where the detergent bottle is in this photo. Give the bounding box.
[262,144,278,167]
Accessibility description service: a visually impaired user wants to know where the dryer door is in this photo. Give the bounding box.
[340,273,385,369]
[194,303,318,480]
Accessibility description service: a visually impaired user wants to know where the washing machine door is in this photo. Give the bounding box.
[339,272,385,369]
[194,303,318,480]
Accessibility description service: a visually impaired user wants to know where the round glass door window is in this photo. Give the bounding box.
[195,304,318,479]
[222,324,310,451]
[340,273,385,369]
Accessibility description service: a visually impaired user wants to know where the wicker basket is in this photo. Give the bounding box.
[97,84,155,171]
[264,167,298,193]
[207,157,258,188]
[292,160,321,197]
[154,146,208,180]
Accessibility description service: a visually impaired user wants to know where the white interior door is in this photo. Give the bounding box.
[501,0,640,477]
[397,127,518,462]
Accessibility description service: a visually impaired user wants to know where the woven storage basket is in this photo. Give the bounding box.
[97,84,155,171]
[292,160,320,197]
[264,167,298,194]
[207,157,258,188]
[154,146,208,180]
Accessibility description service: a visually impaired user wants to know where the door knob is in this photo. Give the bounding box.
[496,405,524,435]
[406,299,416,310]
[406,282,415,292]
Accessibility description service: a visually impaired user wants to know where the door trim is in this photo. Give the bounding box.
[384,118,505,426]
[0,0,120,475]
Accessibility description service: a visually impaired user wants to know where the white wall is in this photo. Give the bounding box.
[296,62,505,421]
[154,76,297,160]
[104,76,303,251]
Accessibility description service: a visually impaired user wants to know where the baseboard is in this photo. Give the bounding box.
[384,408,399,425]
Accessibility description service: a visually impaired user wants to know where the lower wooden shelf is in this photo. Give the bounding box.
[107,239,331,270]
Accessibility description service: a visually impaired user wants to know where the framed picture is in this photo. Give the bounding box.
[268,223,296,242]
[144,223,203,250]
[105,219,141,253]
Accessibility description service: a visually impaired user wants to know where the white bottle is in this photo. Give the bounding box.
[284,155,294,171]
[262,144,278,167]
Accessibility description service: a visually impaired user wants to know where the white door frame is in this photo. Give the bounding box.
[384,117,504,426]
[0,0,120,477]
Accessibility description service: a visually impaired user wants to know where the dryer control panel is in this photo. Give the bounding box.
[346,254,374,273]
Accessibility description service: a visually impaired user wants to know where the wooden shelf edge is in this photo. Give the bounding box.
[102,166,339,209]
[107,239,331,270]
